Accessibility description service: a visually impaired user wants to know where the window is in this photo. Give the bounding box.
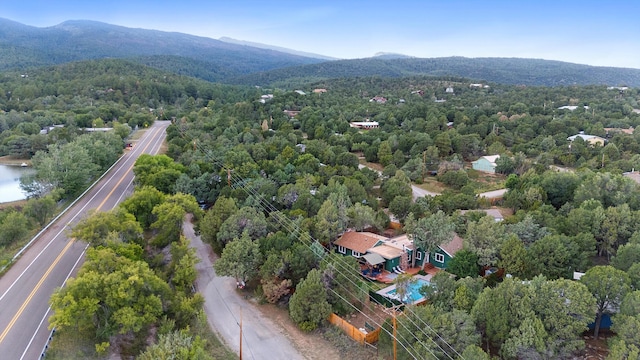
[352,251,361,257]
[416,251,422,261]
[337,245,346,254]
[434,253,445,264]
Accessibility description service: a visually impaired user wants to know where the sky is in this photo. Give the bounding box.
[4,0,640,68]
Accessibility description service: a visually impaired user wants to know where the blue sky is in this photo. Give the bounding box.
[4,1,640,68]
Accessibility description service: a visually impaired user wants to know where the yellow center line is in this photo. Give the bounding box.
[95,127,160,211]
[0,125,163,345]
[0,240,74,343]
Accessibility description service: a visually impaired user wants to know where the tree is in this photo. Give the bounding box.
[71,208,143,247]
[608,291,640,360]
[321,254,366,315]
[530,278,596,356]
[612,242,640,272]
[138,330,212,360]
[29,141,100,197]
[438,169,469,190]
[213,231,262,285]
[151,202,187,247]
[133,154,185,194]
[380,170,412,205]
[464,216,506,267]
[383,303,480,359]
[199,196,238,252]
[498,235,528,278]
[453,277,484,312]
[377,140,393,166]
[405,211,454,268]
[0,211,29,247]
[120,186,166,229]
[500,317,547,359]
[289,269,332,331]
[581,265,631,338]
[260,251,292,304]
[574,172,637,208]
[472,278,532,350]
[23,192,59,226]
[422,271,457,311]
[49,247,170,343]
[505,214,550,246]
[446,249,480,279]
[526,235,572,280]
[628,263,640,291]
[393,273,416,304]
[540,171,579,209]
[216,206,268,248]
[315,199,344,246]
[388,196,413,223]
[169,236,200,294]
[459,345,490,360]
[346,203,378,231]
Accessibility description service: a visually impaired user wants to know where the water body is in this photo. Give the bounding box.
[0,164,34,203]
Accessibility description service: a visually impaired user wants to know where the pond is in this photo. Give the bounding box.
[0,164,35,203]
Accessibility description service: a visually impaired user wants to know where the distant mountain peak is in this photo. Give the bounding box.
[373,52,413,59]
[218,37,337,61]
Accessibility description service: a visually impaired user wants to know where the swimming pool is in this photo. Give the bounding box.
[377,275,431,305]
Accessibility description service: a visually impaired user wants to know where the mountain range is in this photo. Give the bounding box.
[2,18,640,87]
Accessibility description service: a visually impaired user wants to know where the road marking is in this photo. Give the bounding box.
[0,240,74,344]
[94,127,160,211]
[0,124,166,348]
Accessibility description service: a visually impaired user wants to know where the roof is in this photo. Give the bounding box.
[460,208,504,221]
[439,234,464,258]
[604,127,634,135]
[567,134,606,142]
[334,231,387,254]
[474,155,500,166]
[362,252,386,265]
[558,105,590,110]
[623,171,640,184]
[385,234,413,250]
[368,244,405,260]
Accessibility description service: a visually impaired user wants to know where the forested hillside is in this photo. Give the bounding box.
[229,57,640,88]
[3,18,640,88]
[0,18,325,78]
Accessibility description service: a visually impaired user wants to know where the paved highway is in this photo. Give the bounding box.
[0,120,170,360]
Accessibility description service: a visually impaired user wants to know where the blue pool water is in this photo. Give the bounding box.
[386,278,430,303]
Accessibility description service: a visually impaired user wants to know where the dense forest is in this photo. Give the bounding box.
[159,72,640,358]
[2,56,640,359]
[228,57,640,88]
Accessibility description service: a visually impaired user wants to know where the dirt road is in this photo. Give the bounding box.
[183,217,307,360]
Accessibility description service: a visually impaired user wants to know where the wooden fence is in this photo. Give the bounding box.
[328,313,381,345]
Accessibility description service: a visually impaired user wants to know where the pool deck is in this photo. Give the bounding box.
[367,265,439,284]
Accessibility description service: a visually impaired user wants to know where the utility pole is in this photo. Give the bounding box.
[392,312,397,360]
[422,150,426,182]
[239,309,243,360]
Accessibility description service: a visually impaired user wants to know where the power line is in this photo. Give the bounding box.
[181,123,462,360]
[175,122,465,360]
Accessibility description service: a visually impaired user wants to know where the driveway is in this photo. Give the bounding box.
[477,188,508,199]
[358,163,440,200]
[183,217,304,360]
